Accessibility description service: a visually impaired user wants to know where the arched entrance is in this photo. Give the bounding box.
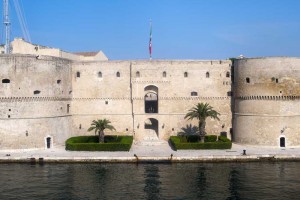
[280,137,285,147]
[144,118,159,140]
[144,85,158,113]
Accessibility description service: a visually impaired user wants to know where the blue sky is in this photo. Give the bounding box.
[1,0,300,60]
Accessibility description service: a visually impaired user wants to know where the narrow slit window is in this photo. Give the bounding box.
[226,72,230,78]
[191,91,198,96]
[116,72,120,77]
[184,72,188,77]
[76,72,80,78]
[2,79,10,83]
[136,71,140,78]
[34,90,41,95]
[98,72,102,78]
[206,72,210,78]
[246,77,250,83]
[163,71,167,77]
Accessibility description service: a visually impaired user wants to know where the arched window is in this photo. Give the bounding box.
[184,72,188,78]
[2,79,10,83]
[163,71,167,77]
[136,71,140,78]
[144,85,159,113]
[191,91,198,96]
[246,77,250,83]
[98,71,102,78]
[116,72,120,77]
[226,71,230,78]
[76,72,80,78]
[206,72,210,78]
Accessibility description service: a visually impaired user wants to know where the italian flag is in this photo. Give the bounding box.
[149,20,152,58]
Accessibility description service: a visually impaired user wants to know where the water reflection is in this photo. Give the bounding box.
[227,169,241,200]
[196,166,207,199]
[1,163,300,199]
[144,165,161,200]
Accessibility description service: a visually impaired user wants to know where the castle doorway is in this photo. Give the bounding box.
[144,118,159,140]
[45,136,52,149]
[144,85,158,113]
[280,137,285,147]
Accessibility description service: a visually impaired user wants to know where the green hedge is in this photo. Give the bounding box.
[170,135,232,150]
[65,136,133,151]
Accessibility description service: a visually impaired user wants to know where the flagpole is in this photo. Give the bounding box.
[149,19,152,60]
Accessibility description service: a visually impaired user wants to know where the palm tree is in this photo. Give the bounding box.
[88,119,116,143]
[184,103,220,143]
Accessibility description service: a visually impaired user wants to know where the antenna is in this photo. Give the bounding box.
[3,0,11,54]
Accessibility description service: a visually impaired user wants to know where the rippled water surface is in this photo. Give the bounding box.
[1,162,300,199]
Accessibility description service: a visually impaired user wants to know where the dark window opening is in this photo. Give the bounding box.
[57,80,61,84]
[163,71,167,77]
[276,78,278,83]
[206,72,210,78]
[34,90,41,95]
[280,137,285,147]
[136,71,140,77]
[76,72,80,78]
[105,101,108,104]
[184,72,188,77]
[227,91,233,96]
[226,72,230,78]
[191,91,198,96]
[8,115,10,118]
[2,79,10,83]
[98,72,102,78]
[116,72,120,77]
[246,77,250,83]
[126,128,128,131]
[79,124,82,129]
[8,109,11,111]
[67,104,70,113]
[145,93,158,113]
[46,137,51,149]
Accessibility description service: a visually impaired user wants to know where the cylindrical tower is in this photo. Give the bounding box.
[233,57,300,147]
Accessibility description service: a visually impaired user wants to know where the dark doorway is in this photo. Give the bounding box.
[144,118,159,138]
[46,137,51,149]
[280,137,285,147]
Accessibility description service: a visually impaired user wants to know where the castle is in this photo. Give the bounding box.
[1,38,300,149]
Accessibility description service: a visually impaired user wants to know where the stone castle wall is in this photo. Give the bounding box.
[0,55,72,149]
[2,51,300,149]
[233,57,300,146]
[71,60,232,142]
[0,54,232,149]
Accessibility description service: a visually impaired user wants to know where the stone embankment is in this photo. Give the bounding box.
[1,143,300,163]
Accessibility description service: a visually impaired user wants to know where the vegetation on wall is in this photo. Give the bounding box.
[65,136,133,151]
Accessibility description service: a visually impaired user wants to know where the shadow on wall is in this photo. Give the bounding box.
[177,124,199,136]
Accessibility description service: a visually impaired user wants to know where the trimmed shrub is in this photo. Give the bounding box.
[169,135,232,150]
[66,136,133,151]
[205,135,217,142]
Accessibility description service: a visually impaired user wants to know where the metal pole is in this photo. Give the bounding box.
[4,0,11,54]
